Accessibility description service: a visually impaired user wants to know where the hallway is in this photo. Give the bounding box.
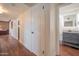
[0,35,35,56]
[0,3,60,56]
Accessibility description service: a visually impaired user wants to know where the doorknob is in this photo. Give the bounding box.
[32,32,34,34]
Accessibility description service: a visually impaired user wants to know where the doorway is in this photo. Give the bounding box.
[0,21,9,35]
[59,3,79,56]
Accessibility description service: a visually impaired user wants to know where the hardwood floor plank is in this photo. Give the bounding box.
[1,35,79,56]
[60,44,79,56]
[0,35,35,56]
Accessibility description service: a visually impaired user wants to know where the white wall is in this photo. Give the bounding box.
[76,14,79,30]
[59,15,64,42]
[18,12,26,44]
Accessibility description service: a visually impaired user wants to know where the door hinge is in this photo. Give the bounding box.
[42,6,44,9]
[42,50,45,54]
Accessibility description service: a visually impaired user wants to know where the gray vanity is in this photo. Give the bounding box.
[63,32,79,48]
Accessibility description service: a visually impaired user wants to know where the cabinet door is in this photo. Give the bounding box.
[31,4,42,55]
[24,9,32,51]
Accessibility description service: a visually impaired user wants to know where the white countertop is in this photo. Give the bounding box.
[63,31,79,33]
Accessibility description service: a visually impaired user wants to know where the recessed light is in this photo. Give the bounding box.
[0,11,3,14]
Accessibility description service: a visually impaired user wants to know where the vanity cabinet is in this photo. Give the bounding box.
[63,32,79,48]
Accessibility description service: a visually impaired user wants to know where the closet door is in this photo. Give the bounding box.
[41,4,50,56]
[40,4,50,55]
[40,4,46,55]
[31,4,42,55]
[31,4,49,56]
[24,9,32,51]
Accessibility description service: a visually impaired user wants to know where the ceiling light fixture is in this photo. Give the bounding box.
[0,6,8,14]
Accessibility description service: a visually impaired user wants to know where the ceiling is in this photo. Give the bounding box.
[0,3,36,15]
[0,3,36,21]
[60,3,79,15]
[0,3,70,16]
[58,3,71,7]
[0,3,74,22]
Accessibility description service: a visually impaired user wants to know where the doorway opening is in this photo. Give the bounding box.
[59,3,79,56]
[0,21,9,35]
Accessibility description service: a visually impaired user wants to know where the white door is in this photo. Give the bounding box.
[31,4,42,55]
[31,4,49,56]
[40,5,46,55]
[23,4,49,56]
[40,4,50,55]
[24,9,32,51]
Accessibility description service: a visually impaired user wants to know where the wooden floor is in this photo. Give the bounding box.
[60,44,79,56]
[0,35,35,56]
[0,35,79,56]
